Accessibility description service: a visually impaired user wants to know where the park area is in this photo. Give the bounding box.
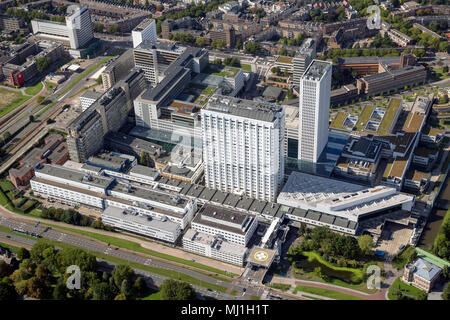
[0,88,30,118]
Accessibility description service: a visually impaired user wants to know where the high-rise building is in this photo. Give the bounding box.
[31,5,94,51]
[292,38,316,87]
[298,60,332,163]
[66,5,94,49]
[201,95,285,202]
[132,19,157,48]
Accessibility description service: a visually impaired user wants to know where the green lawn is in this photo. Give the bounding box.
[387,277,427,300]
[355,105,375,131]
[24,82,43,96]
[265,283,291,291]
[204,64,239,77]
[433,68,450,80]
[303,294,324,300]
[39,221,237,278]
[293,285,364,300]
[250,295,260,300]
[0,88,32,118]
[378,98,402,135]
[330,112,348,130]
[0,241,21,253]
[139,290,161,300]
[0,179,15,192]
[291,251,379,294]
[241,63,252,72]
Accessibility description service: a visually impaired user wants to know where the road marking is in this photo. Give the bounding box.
[144,259,153,266]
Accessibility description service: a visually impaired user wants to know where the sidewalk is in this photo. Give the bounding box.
[271,275,388,300]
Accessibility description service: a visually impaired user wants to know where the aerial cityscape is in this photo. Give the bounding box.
[0,0,449,307]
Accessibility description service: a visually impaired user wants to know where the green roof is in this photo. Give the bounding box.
[276,56,293,64]
[415,247,450,269]
[330,112,348,130]
[355,105,375,131]
[378,98,402,135]
[204,64,240,77]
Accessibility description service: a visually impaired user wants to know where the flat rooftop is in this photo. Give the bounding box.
[35,164,114,189]
[103,206,179,233]
[183,229,247,256]
[302,60,332,81]
[205,94,283,122]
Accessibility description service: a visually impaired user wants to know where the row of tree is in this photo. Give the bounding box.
[0,240,197,300]
[39,206,113,231]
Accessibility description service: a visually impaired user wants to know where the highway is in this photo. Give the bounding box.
[0,210,272,300]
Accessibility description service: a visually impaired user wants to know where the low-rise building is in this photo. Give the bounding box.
[403,258,442,292]
[182,229,247,266]
[191,204,258,246]
[102,206,181,243]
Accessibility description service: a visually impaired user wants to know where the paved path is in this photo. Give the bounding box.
[271,275,390,300]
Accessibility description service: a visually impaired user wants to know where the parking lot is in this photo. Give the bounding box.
[376,222,413,258]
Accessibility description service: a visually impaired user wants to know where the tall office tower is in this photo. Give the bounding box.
[298,60,332,163]
[201,95,285,202]
[66,5,94,49]
[292,38,316,87]
[132,19,157,48]
[133,40,185,85]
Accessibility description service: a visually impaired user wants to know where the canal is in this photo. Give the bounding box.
[419,174,450,250]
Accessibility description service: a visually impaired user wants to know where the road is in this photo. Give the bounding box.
[0,206,288,300]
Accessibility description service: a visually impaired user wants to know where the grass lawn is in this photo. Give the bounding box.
[250,295,260,300]
[39,221,237,278]
[330,112,348,130]
[293,285,364,300]
[45,82,57,92]
[265,283,291,291]
[292,251,379,294]
[241,63,252,72]
[355,105,375,131]
[433,68,450,80]
[0,241,21,253]
[139,290,161,300]
[0,88,32,118]
[378,98,402,135]
[303,294,324,300]
[0,179,15,192]
[24,82,43,96]
[387,277,427,300]
[276,56,293,64]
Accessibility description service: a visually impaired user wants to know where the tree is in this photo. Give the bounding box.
[36,57,51,73]
[244,42,260,54]
[114,293,127,300]
[27,276,48,299]
[52,280,68,300]
[160,279,196,300]
[112,265,135,289]
[211,39,226,49]
[93,23,104,32]
[16,248,30,261]
[442,282,450,300]
[133,277,148,297]
[195,37,206,47]
[29,115,34,122]
[409,250,418,263]
[442,265,449,280]
[92,282,115,300]
[298,223,307,237]
[358,235,374,256]
[30,241,54,264]
[416,291,428,300]
[0,281,17,300]
[36,95,45,104]
[140,151,149,166]
[0,261,11,278]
